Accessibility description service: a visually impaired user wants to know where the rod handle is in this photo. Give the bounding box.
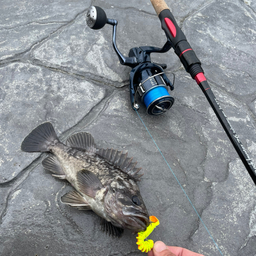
[150,0,169,16]
[150,0,203,77]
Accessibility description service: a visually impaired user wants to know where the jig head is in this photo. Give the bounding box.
[136,215,160,253]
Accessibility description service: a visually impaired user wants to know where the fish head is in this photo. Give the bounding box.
[104,182,149,233]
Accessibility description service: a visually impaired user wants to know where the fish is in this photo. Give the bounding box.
[21,122,149,237]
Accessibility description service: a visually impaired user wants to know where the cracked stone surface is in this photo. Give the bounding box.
[0,0,256,256]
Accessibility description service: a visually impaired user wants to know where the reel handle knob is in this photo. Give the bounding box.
[86,6,107,30]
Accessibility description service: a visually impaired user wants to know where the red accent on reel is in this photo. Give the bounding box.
[164,18,177,38]
[195,73,207,84]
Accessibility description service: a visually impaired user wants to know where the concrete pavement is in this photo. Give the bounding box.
[0,0,256,255]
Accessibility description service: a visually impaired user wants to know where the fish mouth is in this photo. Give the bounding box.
[122,208,149,232]
[135,214,150,231]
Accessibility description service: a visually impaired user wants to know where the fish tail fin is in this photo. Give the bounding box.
[21,122,59,152]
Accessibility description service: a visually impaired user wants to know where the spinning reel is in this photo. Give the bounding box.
[86,6,174,115]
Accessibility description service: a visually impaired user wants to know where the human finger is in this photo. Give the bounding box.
[167,246,204,256]
[152,241,177,256]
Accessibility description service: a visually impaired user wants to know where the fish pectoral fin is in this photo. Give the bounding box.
[100,219,124,238]
[97,148,143,180]
[77,170,103,198]
[42,156,66,179]
[61,190,91,210]
[66,132,96,153]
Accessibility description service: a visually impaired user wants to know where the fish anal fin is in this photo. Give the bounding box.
[42,156,66,179]
[77,206,91,211]
[100,219,124,238]
[97,148,143,180]
[52,174,66,180]
[66,132,96,153]
[61,190,91,210]
[77,170,102,198]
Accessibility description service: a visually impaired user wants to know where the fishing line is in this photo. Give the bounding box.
[135,110,224,256]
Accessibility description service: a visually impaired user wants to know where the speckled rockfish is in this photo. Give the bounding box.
[21,122,149,237]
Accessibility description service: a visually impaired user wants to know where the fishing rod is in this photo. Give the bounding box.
[149,0,256,185]
[86,2,256,185]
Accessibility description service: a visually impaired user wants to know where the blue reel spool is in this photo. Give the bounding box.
[135,66,174,115]
[142,85,174,115]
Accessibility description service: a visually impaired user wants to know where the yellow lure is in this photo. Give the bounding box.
[136,216,160,253]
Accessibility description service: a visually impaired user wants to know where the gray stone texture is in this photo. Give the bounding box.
[0,0,256,256]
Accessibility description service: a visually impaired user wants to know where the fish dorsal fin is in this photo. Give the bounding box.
[77,170,103,198]
[66,132,96,153]
[97,148,143,180]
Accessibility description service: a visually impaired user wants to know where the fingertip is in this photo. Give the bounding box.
[154,241,167,252]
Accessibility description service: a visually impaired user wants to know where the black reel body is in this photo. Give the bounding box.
[87,6,174,115]
[130,63,174,115]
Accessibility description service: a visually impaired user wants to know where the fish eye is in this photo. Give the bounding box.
[132,195,141,206]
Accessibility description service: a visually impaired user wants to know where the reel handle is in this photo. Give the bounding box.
[86,6,110,30]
